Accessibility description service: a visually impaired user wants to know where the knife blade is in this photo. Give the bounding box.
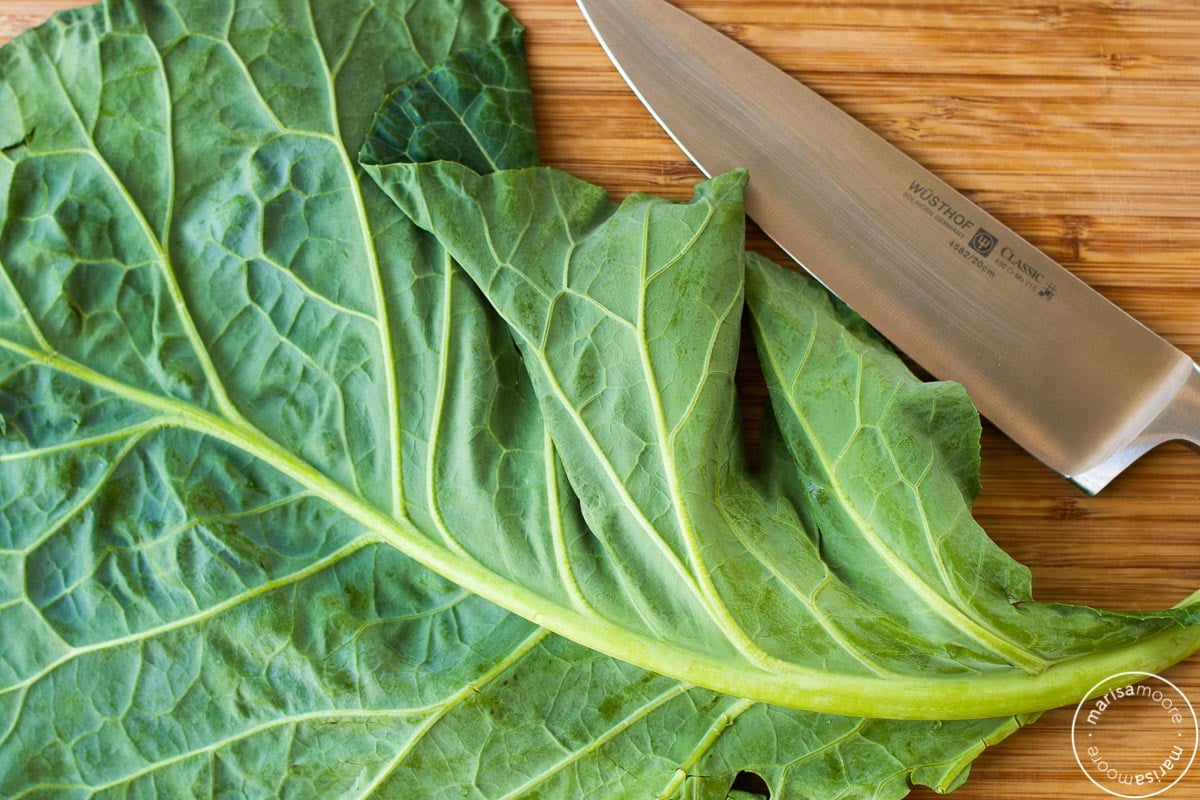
[576,0,1200,494]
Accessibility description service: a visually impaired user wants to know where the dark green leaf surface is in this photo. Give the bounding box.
[1,1,1196,798]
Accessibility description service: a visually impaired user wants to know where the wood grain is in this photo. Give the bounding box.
[3,1,1200,797]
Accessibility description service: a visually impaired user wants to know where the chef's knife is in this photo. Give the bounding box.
[576,0,1200,494]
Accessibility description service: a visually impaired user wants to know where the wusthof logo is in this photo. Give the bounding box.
[902,177,1058,302]
[903,179,979,236]
[968,228,998,257]
[1072,672,1199,798]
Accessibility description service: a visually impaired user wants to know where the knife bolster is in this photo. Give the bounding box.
[1070,360,1200,494]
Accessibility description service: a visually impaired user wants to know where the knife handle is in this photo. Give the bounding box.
[1072,361,1200,494]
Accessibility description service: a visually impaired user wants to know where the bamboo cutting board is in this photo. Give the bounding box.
[3,1,1200,798]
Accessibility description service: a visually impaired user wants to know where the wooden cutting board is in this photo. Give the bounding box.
[4,1,1200,797]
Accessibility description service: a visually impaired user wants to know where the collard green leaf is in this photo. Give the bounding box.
[0,2,541,797]
[360,33,539,174]
[0,3,1029,798]
[1,1,1197,799]
[746,256,1176,659]
[366,155,1200,716]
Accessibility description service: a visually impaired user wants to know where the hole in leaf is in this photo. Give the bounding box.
[731,770,770,797]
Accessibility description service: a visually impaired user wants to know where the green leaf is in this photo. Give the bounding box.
[365,155,1200,717]
[0,3,1028,798]
[1,1,1196,798]
[0,1,561,796]
[360,33,539,174]
[746,253,1185,659]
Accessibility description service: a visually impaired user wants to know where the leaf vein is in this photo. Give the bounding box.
[0,536,374,698]
[349,626,552,800]
[635,205,780,671]
[498,682,692,800]
[39,56,251,425]
[14,428,155,558]
[753,320,1047,671]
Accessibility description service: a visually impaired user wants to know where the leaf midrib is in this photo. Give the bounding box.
[0,335,821,689]
[6,332,1196,719]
